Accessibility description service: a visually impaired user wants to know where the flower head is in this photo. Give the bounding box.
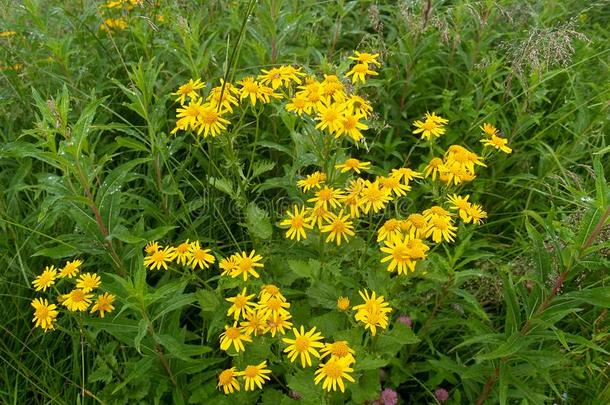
[59,259,82,278]
[230,250,263,281]
[282,326,325,367]
[337,296,350,311]
[61,289,93,312]
[280,205,313,241]
[335,158,371,174]
[217,368,240,394]
[31,298,58,332]
[345,63,378,84]
[172,78,205,105]
[226,288,256,320]
[314,356,355,392]
[321,210,355,246]
[91,292,116,318]
[219,321,252,352]
[238,361,272,391]
[76,273,101,293]
[188,241,215,270]
[32,266,57,292]
[144,247,176,270]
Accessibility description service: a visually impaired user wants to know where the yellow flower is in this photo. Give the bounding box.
[283,326,325,367]
[217,367,240,394]
[32,266,57,292]
[0,31,17,38]
[412,115,446,141]
[264,313,293,337]
[171,78,205,105]
[145,241,160,254]
[172,98,204,134]
[279,65,305,85]
[280,205,313,241]
[444,145,486,174]
[340,190,363,219]
[425,216,458,243]
[100,18,127,32]
[315,99,345,134]
[352,290,392,336]
[423,157,445,181]
[422,206,452,221]
[481,134,512,154]
[320,341,356,364]
[321,74,346,101]
[207,80,239,112]
[240,309,267,336]
[188,241,215,270]
[257,295,291,319]
[238,361,272,391]
[144,247,176,270]
[76,273,101,293]
[424,111,448,125]
[377,218,403,242]
[237,76,262,106]
[345,63,378,84]
[321,210,355,246]
[401,214,429,239]
[31,298,58,332]
[91,292,116,318]
[296,79,324,112]
[380,234,429,274]
[447,194,472,222]
[61,289,93,312]
[480,122,499,137]
[219,255,238,276]
[286,95,312,115]
[337,297,350,311]
[359,180,392,214]
[258,85,283,103]
[258,67,285,89]
[231,250,263,281]
[307,203,334,229]
[349,51,381,67]
[226,288,256,320]
[307,186,345,210]
[346,94,373,118]
[58,259,82,278]
[335,158,371,174]
[219,321,252,352]
[259,284,287,302]
[314,356,356,392]
[335,111,368,142]
[390,167,423,185]
[173,241,192,266]
[378,174,411,197]
[195,103,230,138]
[297,171,327,192]
[465,203,488,224]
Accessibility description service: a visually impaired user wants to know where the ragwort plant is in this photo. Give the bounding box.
[0,0,609,404]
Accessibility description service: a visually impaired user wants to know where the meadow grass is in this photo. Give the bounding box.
[0,0,609,404]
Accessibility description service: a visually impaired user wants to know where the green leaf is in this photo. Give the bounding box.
[251,160,275,178]
[288,259,319,280]
[245,202,273,240]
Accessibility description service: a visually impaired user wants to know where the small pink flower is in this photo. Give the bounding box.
[380,388,398,405]
[397,315,413,328]
[435,388,449,402]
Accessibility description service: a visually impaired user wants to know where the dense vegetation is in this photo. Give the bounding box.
[0,1,608,404]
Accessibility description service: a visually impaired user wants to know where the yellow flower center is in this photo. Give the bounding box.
[342,116,357,130]
[239,257,253,272]
[199,109,219,125]
[225,327,241,339]
[392,246,408,261]
[71,289,86,303]
[152,251,166,263]
[330,342,350,357]
[244,81,259,93]
[324,361,343,378]
[266,298,282,311]
[243,366,259,378]
[331,219,346,233]
[193,249,208,261]
[218,370,234,385]
[291,215,304,228]
[36,306,49,319]
[176,243,190,254]
[294,336,310,352]
[318,188,332,201]
[233,296,248,308]
[353,64,368,73]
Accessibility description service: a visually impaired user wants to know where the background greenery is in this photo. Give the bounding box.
[0,0,608,404]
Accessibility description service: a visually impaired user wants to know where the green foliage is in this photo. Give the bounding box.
[1,0,609,404]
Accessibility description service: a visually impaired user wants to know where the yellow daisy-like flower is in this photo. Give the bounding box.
[144,247,176,270]
[349,51,381,67]
[32,266,57,292]
[282,326,325,367]
[237,76,262,106]
[91,292,116,318]
[480,122,499,137]
[188,241,215,270]
[321,74,345,101]
[447,194,472,222]
[172,78,205,105]
[422,206,452,221]
[346,94,373,118]
[340,190,363,219]
[240,309,268,336]
[238,361,272,391]
[279,65,305,85]
[380,234,429,274]
[100,17,127,32]
[195,103,230,138]
[280,204,313,241]
[172,98,204,134]
[359,180,392,214]
[425,216,458,243]
[425,111,448,125]
[444,145,487,174]
[337,296,350,311]
[321,210,355,246]
[412,115,446,141]
[297,171,327,192]
[173,241,192,266]
[335,158,371,174]
[320,341,356,364]
[257,296,291,320]
[345,63,378,84]
[423,157,445,181]
[465,203,488,225]
[315,99,345,134]
[258,67,285,89]
[378,174,411,197]
[377,218,403,243]
[226,288,256,320]
[307,186,345,210]
[61,289,93,312]
[391,167,423,185]
[401,214,429,239]
[335,112,368,142]
[76,273,101,293]
[207,80,239,112]
[314,356,356,392]
[352,290,392,336]
[481,134,512,154]
[219,321,252,352]
[231,250,264,281]
[286,95,312,116]
[258,85,283,103]
[59,259,82,278]
[31,298,58,332]
[219,255,238,276]
[217,367,240,394]
[307,203,334,229]
[259,284,287,303]
[145,241,160,254]
[264,312,293,337]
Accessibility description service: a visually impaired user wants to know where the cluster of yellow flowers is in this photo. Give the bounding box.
[30,260,116,332]
[99,0,162,33]
[170,50,380,143]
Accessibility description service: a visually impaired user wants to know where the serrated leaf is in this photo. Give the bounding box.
[245,202,272,239]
